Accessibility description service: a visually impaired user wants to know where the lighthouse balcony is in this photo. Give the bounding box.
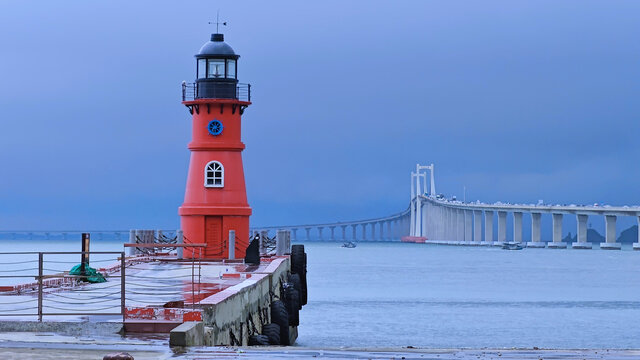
[182,82,251,102]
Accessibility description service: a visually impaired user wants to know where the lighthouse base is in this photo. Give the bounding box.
[179,207,251,259]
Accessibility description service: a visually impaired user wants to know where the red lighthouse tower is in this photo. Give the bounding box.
[179,32,252,259]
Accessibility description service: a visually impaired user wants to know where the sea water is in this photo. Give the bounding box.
[297,242,640,349]
[0,239,638,349]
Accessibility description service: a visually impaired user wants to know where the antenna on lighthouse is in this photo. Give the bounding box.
[208,11,228,33]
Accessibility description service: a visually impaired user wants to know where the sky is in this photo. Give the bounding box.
[0,1,639,231]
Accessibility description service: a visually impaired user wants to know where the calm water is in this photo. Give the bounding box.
[0,240,638,349]
[298,242,640,349]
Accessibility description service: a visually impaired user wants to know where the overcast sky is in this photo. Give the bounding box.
[1,1,639,231]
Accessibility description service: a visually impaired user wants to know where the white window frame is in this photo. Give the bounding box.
[204,161,224,188]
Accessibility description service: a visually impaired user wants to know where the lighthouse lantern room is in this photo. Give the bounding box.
[179,32,252,259]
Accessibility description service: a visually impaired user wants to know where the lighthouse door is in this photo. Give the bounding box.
[204,216,224,257]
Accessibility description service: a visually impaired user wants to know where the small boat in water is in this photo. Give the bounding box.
[341,241,357,248]
[502,242,524,250]
[400,236,427,244]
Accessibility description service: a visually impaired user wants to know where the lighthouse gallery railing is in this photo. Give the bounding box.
[182,82,251,102]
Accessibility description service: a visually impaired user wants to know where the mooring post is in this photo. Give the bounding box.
[228,230,236,259]
[260,230,268,255]
[128,230,135,255]
[177,229,184,259]
[81,233,90,275]
[38,252,43,322]
[120,251,126,323]
[276,230,290,256]
[134,229,142,255]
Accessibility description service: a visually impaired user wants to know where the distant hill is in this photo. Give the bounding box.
[618,225,637,243]
[561,225,637,243]
[563,229,604,243]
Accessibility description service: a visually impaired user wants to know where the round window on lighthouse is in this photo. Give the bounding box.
[207,120,223,136]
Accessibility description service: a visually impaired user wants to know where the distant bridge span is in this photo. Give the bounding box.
[251,209,410,242]
[253,164,640,250]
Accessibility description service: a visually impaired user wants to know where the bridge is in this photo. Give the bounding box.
[252,164,640,250]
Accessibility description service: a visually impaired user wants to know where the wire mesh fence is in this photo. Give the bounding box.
[0,244,212,322]
[0,251,125,321]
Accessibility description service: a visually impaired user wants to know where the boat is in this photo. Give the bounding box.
[401,236,427,244]
[502,242,524,250]
[341,241,357,248]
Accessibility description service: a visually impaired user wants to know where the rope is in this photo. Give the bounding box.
[125,281,183,288]
[0,268,38,273]
[0,260,38,265]
[90,258,121,263]
[127,289,184,296]
[0,297,38,305]
[1,306,38,312]
[44,297,120,305]
[64,283,122,291]
[44,304,120,312]
[127,274,192,280]
[126,266,184,272]
[44,258,118,264]
[46,290,122,298]
[124,298,173,306]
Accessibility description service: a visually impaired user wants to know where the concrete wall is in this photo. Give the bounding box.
[198,257,291,346]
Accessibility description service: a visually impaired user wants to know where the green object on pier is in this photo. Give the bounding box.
[69,264,106,283]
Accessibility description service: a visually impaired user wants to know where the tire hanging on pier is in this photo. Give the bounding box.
[301,252,308,305]
[261,323,281,345]
[248,334,270,346]
[283,283,300,326]
[290,245,308,306]
[270,300,290,345]
[288,273,303,310]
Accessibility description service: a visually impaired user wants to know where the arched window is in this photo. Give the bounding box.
[204,161,224,188]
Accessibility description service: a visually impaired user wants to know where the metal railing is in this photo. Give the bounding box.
[123,243,205,310]
[0,247,210,323]
[0,251,125,321]
[181,82,251,102]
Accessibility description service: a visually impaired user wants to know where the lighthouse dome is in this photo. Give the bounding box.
[198,34,236,56]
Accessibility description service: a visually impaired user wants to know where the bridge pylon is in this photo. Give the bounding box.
[410,163,436,237]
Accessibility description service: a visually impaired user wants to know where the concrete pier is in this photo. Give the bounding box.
[634,216,640,250]
[473,210,482,243]
[548,213,567,248]
[495,211,507,246]
[600,215,621,250]
[527,212,546,248]
[513,212,523,244]
[572,214,592,249]
[482,211,494,245]
[457,209,465,243]
[452,209,458,242]
[464,210,473,244]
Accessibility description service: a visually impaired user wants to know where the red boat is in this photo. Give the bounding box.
[401,236,427,244]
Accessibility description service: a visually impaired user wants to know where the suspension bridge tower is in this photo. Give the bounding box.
[179,31,252,259]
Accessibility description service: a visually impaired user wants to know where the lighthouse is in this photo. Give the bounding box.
[179,32,252,259]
